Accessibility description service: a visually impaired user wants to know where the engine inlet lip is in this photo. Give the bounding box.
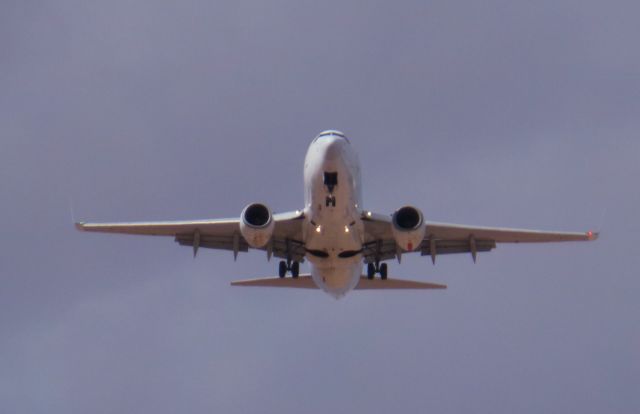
[243,204,272,228]
[392,206,423,231]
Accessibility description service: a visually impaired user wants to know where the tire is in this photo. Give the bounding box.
[291,261,300,278]
[367,263,375,279]
[380,263,388,280]
[278,261,287,278]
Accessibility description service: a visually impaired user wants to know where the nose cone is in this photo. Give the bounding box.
[324,139,343,161]
[313,130,349,162]
[311,265,361,298]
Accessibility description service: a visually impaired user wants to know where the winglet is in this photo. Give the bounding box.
[586,230,599,241]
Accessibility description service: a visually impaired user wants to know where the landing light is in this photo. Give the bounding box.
[344,225,350,233]
[367,211,372,217]
[316,225,322,233]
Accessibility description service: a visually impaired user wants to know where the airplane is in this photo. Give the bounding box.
[76,130,598,297]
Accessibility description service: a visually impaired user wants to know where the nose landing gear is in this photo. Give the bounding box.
[278,260,300,278]
[366,262,388,280]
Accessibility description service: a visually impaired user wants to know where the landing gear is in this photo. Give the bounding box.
[366,262,388,280]
[380,263,388,280]
[367,263,376,279]
[278,260,300,278]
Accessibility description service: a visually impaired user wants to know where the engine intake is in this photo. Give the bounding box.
[391,206,426,251]
[240,203,274,248]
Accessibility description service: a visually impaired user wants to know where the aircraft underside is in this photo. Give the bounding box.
[76,130,597,298]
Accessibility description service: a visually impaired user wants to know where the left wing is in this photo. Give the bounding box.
[362,212,598,264]
[76,211,306,261]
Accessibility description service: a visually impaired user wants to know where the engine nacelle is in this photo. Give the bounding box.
[240,203,275,248]
[391,206,426,251]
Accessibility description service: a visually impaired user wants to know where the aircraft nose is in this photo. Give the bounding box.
[323,138,344,161]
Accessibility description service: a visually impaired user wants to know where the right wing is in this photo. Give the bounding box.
[423,221,598,243]
[76,210,306,261]
[362,212,598,263]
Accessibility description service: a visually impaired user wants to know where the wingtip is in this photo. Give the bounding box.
[586,230,599,241]
[75,222,85,231]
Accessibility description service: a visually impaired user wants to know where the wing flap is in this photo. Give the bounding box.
[420,238,496,256]
[175,234,250,253]
[362,238,497,263]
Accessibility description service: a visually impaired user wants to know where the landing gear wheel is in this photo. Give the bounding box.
[278,261,287,278]
[291,261,300,278]
[367,263,375,279]
[380,263,388,280]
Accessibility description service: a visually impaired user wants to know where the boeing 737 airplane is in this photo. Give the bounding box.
[76,130,598,297]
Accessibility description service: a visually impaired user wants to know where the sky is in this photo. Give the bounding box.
[1,0,639,413]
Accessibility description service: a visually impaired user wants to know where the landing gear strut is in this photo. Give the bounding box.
[278,260,300,278]
[366,262,388,280]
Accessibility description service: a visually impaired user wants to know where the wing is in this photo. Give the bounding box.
[362,212,598,264]
[76,210,306,262]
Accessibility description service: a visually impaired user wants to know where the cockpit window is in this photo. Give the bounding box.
[319,130,345,138]
[313,130,350,143]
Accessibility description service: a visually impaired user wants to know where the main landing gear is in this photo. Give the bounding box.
[366,262,388,280]
[278,260,300,278]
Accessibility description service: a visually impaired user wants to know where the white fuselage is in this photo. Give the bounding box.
[302,132,365,297]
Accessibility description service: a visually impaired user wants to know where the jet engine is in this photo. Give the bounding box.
[391,206,426,251]
[240,203,275,248]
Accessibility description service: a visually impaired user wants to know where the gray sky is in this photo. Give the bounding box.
[1,0,639,413]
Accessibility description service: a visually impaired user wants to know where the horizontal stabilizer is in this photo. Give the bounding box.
[231,275,318,289]
[231,275,446,290]
[354,277,446,290]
